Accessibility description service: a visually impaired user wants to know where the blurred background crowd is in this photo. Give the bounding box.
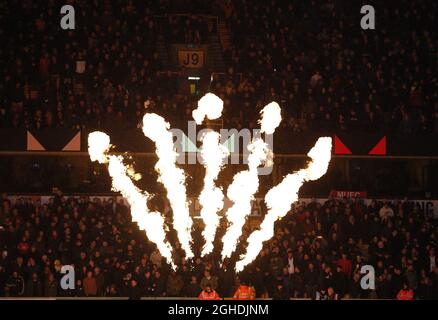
[0,0,436,133]
[0,194,437,299]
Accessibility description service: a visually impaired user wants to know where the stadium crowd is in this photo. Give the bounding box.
[0,0,437,301]
[0,193,437,299]
[0,1,436,134]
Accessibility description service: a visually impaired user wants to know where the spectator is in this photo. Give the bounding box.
[151,271,166,297]
[185,276,201,297]
[198,284,220,300]
[128,279,142,300]
[25,273,43,297]
[0,194,436,300]
[44,273,58,297]
[327,287,340,300]
[233,277,255,300]
[290,266,304,298]
[75,280,84,297]
[337,253,352,278]
[397,283,414,300]
[0,265,7,296]
[272,280,289,300]
[5,271,24,297]
[315,287,328,300]
[166,270,184,297]
[83,271,97,297]
[332,265,348,298]
[304,263,319,298]
[94,267,105,296]
[200,270,218,292]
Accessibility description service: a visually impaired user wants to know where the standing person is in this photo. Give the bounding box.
[337,253,352,278]
[272,280,289,300]
[290,266,304,298]
[198,284,221,300]
[185,275,201,297]
[94,267,105,296]
[166,270,184,297]
[25,273,43,296]
[0,265,7,296]
[200,269,218,292]
[75,279,84,297]
[128,279,142,300]
[151,270,166,297]
[44,273,58,297]
[304,263,319,298]
[332,265,347,298]
[5,271,24,297]
[83,271,97,297]
[217,261,234,297]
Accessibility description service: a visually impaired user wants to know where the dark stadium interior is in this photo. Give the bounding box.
[0,0,437,300]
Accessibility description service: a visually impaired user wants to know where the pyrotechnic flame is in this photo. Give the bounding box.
[88,131,111,163]
[259,102,282,135]
[142,114,194,259]
[87,132,175,269]
[192,93,229,256]
[88,93,333,274]
[220,103,281,260]
[192,93,224,124]
[198,131,229,256]
[234,137,332,272]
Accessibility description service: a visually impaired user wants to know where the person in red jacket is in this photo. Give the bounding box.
[199,284,221,300]
[397,283,414,300]
[233,278,256,300]
[337,253,352,277]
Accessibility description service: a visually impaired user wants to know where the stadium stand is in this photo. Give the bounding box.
[0,0,437,299]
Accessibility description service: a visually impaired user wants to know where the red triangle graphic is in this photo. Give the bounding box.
[369,136,386,155]
[334,135,352,154]
[62,132,81,151]
[27,131,46,151]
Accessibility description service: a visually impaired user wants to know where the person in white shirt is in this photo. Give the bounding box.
[287,250,295,274]
[429,248,436,273]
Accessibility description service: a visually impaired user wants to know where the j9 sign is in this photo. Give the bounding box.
[178,50,204,68]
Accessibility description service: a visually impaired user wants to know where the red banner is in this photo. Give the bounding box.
[330,190,368,199]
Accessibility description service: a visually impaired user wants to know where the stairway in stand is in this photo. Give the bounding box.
[208,33,226,72]
[156,36,171,70]
[218,20,232,51]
